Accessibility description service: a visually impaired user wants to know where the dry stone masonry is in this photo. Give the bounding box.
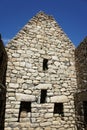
[5,12,77,130]
[0,11,86,130]
[75,37,87,130]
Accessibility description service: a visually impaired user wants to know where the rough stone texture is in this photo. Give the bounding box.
[50,95,69,103]
[16,93,36,101]
[75,37,87,130]
[5,12,77,129]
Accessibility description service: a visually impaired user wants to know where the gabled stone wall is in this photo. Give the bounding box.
[5,12,77,130]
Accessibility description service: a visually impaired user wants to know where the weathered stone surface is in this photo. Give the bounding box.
[20,111,27,118]
[44,113,53,118]
[16,93,36,101]
[5,12,77,130]
[40,122,51,127]
[5,128,12,130]
[35,84,52,89]
[44,127,51,130]
[51,95,69,103]
[75,36,87,128]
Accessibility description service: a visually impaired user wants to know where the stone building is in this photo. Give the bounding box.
[75,37,87,130]
[2,11,87,130]
[4,12,77,130]
[0,35,7,130]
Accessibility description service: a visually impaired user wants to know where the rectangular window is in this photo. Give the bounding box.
[54,103,64,116]
[18,101,31,122]
[40,89,47,103]
[43,59,48,71]
[83,101,87,124]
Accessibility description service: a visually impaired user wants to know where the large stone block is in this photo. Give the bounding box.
[16,93,36,101]
[35,84,52,89]
[51,95,68,103]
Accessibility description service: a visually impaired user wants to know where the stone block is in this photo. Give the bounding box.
[44,113,53,118]
[44,127,51,130]
[20,111,27,118]
[5,128,12,130]
[12,53,20,58]
[40,122,51,127]
[9,83,19,89]
[16,93,36,101]
[13,128,19,130]
[51,95,68,103]
[36,84,52,89]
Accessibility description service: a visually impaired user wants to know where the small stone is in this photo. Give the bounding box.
[20,111,27,118]
[9,83,19,88]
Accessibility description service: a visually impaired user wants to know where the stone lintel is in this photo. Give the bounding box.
[50,95,68,103]
[35,84,52,89]
[16,93,36,102]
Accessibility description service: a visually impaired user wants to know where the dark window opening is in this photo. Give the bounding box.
[83,101,87,124]
[40,89,47,103]
[0,53,3,66]
[43,59,48,71]
[18,101,31,122]
[54,103,64,116]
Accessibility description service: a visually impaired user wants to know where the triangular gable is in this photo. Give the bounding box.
[6,11,75,50]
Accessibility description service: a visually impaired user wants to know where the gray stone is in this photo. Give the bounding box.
[36,84,52,89]
[5,12,77,130]
[51,95,69,103]
[9,83,19,88]
[16,93,36,101]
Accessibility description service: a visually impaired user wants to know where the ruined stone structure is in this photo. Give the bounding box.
[0,35,7,130]
[5,12,77,130]
[75,37,87,130]
[0,12,86,130]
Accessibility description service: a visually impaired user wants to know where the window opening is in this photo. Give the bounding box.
[18,101,31,122]
[83,101,87,124]
[54,103,64,116]
[43,59,48,71]
[40,89,47,103]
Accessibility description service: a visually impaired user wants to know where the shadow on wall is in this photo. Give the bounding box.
[75,37,87,130]
[0,34,8,130]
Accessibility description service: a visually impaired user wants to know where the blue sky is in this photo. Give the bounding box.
[0,0,87,47]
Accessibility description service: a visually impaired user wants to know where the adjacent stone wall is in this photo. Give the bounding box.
[5,12,77,130]
[75,37,87,90]
[0,35,7,86]
[0,35,7,130]
[75,37,87,130]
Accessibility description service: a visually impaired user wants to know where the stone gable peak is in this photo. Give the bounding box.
[6,11,75,50]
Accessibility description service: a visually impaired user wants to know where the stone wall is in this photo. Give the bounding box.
[5,12,77,130]
[75,37,87,130]
[0,35,7,86]
[75,37,87,91]
[0,35,7,130]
